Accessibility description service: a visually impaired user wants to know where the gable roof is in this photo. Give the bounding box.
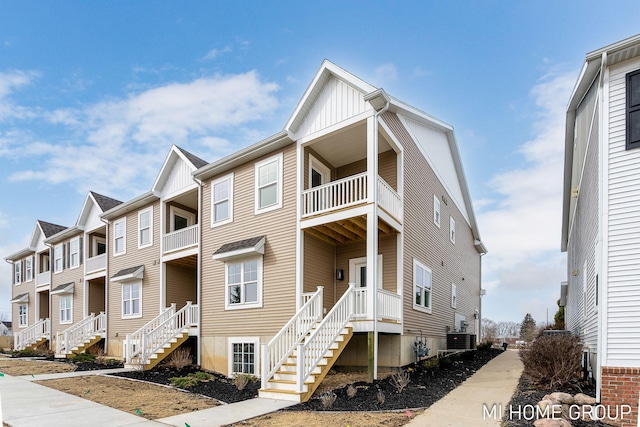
[5,219,68,260]
[90,191,123,212]
[76,191,124,229]
[37,220,67,238]
[175,145,208,169]
[152,145,207,194]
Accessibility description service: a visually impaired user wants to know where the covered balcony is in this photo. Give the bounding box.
[162,189,199,257]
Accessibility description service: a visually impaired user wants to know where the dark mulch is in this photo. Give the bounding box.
[112,348,501,410]
[112,365,260,403]
[503,375,613,427]
[71,359,124,371]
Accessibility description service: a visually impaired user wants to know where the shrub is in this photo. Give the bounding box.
[170,376,198,388]
[477,341,493,351]
[70,353,96,363]
[422,357,439,373]
[189,371,213,381]
[166,348,192,369]
[519,334,582,388]
[390,370,411,394]
[376,388,385,405]
[320,392,337,409]
[346,384,357,399]
[233,374,256,391]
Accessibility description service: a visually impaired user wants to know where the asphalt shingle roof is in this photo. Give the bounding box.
[37,220,68,238]
[213,235,266,255]
[176,146,208,169]
[90,191,124,212]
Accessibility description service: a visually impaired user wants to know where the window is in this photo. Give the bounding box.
[433,195,441,227]
[60,295,72,324]
[138,207,153,248]
[451,284,457,309]
[14,261,21,284]
[18,304,27,327]
[413,259,432,313]
[626,69,640,149]
[39,252,50,273]
[122,281,142,318]
[449,216,456,244]
[25,257,33,282]
[211,174,233,226]
[255,153,283,214]
[225,258,262,309]
[229,338,259,375]
[114,218,126,255]
[169,206,195,232]
[54,244,64,273]
[69,237,80,268]
[93,236,106,257]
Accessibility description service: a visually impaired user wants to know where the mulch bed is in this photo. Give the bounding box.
[113,348,501,410]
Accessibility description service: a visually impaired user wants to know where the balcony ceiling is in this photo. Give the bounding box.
[305,215,398,245]
[166,254,197,269]
[311,124,393,168]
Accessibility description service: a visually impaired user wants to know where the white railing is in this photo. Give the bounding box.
[56,312,106,356]
[125,302,198,366]
[85,253,106,275]
[296,284,356,393]
[377,289,402,321]
[36,271,50,287]
[352,287,368,318]
[163,224,199,254]
[14,318,50,351]
[302,172,368,217]
[261,287,324,389]
[377,176,402,222]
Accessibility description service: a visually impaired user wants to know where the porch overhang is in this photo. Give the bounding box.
[212,236,266,262]
[51,282,74,295]
[110,265,145,282]
[303,215,398,246]
[11,293,29,303]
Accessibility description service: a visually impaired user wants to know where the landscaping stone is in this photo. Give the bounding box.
[574,393,597,406]
[549,392,575,405]
[533,418,572,427]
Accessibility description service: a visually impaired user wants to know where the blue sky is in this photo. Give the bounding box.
[1,1,639,325]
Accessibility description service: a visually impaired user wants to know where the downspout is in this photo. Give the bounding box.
[44,242,54,328]
[193,175,204,367]
[99,217,110,355]
[372,97,390,381]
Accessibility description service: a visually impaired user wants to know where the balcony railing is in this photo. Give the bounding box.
[163,224,199,254]
[85,253,106,275]
[36,271,50,287]
[351,287,401,322]
[301,173,402,223]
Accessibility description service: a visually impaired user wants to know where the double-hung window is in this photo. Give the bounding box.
[114,218,126,255]
[54,244,63,273]
[18,304,27,327]
[433,195,441,227]
[450,216,456,244]
[627,69,640,150]
[60,295,72,324]
[413,259,432,313]
[212,174,233,226]
[226,258,262,309]
[14,262,21,284]
[138,207,153,248]
[255,153,283,214]
[122,281,141,318]
[69,237,80,268]
[25,257,33,282]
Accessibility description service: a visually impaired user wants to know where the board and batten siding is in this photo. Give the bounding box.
[106,199,161,357]
[383,112,481,340]
[565,102,600,355]
[200,144,298,338]
[605,58,640,367]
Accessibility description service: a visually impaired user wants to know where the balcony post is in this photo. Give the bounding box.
[366,115,379,381]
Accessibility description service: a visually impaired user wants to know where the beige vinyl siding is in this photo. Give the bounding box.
[383,112,481,339]
[303,147,334,190]
[334,149,396,189]
[87,277,106,315]
[200,144,297,339]
[303,233,336,311]
[49,235,85,338]
[107,199,161,355]
[166,263,197,308]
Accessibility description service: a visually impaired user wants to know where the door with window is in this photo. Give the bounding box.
[309,156,330,213]
[170,206,196,232]
[349,256,382,316]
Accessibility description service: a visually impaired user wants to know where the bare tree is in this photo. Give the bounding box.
[481,318,497,341]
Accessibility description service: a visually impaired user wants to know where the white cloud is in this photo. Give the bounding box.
[374,63,398,84]
[202,46,232,61]
[0,70,40,121]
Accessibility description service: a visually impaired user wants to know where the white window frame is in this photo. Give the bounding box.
[449,216,456,244]
[255,153,283,215]
[25,256,33,282]
[113,217,126,256]
[451,283,457,309]
[433,195,441,228]
[413,259,432,314]
[18,304,28,328]
[122,280,142,319]
[69,237,80,269]
[93,236,106,257]
[228,337,260,376]
[309,154,330,188]
[60,295,72,324]
[138,206,153,249]
[211,173,234,227]
[225,257,263,310]
[169,205,196,232]
[54,244,64,273]
[14,261,22,285]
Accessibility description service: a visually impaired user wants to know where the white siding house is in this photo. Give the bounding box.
[562,33,640,426]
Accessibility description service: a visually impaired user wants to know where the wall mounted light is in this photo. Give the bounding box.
[336,269,344,281]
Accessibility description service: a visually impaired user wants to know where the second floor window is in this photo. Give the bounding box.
[138,207,152,248]
[414,259,432,313]
[24,257,33,282]
[627,69,640,149]
[450,217,456,244]
[114,218,126,255]
[212,174,233,226]
[14,262,21,284]
[54,244,63,273]
[69,237,80,268]
[433,195,441,227]
[255,153,283,214]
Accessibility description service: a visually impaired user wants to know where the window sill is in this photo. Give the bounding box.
[122,314,142,319]
[413,304,432,314]
[211,218,233,228]
[225,302,263,311]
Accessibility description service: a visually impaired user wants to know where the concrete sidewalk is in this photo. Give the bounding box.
[406,349,523,426]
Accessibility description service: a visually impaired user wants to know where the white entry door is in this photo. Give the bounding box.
[349,255,383,288]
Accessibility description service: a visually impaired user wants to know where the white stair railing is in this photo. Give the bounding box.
[56,312,106,356]
[261,287,323,389]
[14,318,50,351]
[125,304,176,363]
[296,284,355,393]
[125,302,198,366]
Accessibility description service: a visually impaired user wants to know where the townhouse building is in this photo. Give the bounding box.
[7,60,485,403]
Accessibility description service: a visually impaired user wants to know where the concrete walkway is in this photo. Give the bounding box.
[406,349,523,426]
[0,350,522,426]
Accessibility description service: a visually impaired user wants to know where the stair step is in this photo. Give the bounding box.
[266,380,308,392]
[258,389,304,402]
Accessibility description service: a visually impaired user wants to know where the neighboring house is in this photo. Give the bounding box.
[0,321,12,336]
[7,60,485,403]
[561,34,640,426]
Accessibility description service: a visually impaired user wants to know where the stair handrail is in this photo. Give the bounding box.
[56,312,107,355]
[261,287,324,389]
[136,302,197,366]
[125,304,176,363]
[296,284,355,393]
[15,318,50,351]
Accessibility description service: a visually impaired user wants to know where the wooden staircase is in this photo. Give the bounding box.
[25,337,49,351]
[14,319,50,351]
[55,313,106,358]
[125,331,189,370]
[260,326,352,402]
[61,335,103,358]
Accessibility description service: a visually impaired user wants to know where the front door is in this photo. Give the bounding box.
[349,256,383,288]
